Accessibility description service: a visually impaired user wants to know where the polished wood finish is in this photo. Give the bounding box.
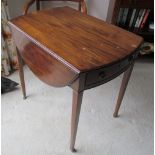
[70,91,83,152]
[16,49,26,99]
[113,63,134,117]
[85,54,136,87]
[10,7,142,72]
[23,0,87,15]
[9,7,143,151]
[10,25,77,87]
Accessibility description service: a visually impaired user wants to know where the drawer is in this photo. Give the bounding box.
[85,54,136,86]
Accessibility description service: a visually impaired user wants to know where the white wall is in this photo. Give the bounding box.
[7,0,112,21]
[87,0,110,21]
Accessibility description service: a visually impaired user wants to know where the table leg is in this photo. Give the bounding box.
[113,63,134,117]
[70,90,83,152]
[17,50,26,99]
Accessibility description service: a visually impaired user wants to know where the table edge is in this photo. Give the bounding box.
[8,20,143,74]
[9,21,81,74]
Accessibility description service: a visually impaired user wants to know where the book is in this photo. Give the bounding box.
[116,8,124,25]
[131,9,140,29]
[140,9,151,29]
[118,8,125,26]
[137,9,146,28]
[135,9,144,28]
[121,8,129,27]
[129,9,136,28]
[125,8,133,28]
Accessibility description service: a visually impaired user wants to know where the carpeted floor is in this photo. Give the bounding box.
[2,59,154,155]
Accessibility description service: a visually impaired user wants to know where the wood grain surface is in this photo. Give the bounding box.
[9,7,143,73]
[10,25,78,87]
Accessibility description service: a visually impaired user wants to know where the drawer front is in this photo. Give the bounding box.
[85,53,137,87]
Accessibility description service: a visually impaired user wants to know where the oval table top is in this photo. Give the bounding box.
[9,6,143,73]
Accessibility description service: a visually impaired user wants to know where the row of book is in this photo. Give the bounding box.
[116,8,151,30]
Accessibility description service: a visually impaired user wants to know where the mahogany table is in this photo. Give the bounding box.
[9,7,143,152]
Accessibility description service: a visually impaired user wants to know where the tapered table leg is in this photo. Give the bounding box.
[17,49,26,99]
[70,90,83,152]
[113,63,134,117]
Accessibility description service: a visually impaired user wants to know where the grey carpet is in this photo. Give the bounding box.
[2,59,153,155]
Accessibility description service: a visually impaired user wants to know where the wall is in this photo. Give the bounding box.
[7,0,112,21]
[87,0,111,21]
[7,0,35,19]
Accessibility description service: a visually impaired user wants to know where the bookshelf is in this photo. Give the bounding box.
[111,0,154,43]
